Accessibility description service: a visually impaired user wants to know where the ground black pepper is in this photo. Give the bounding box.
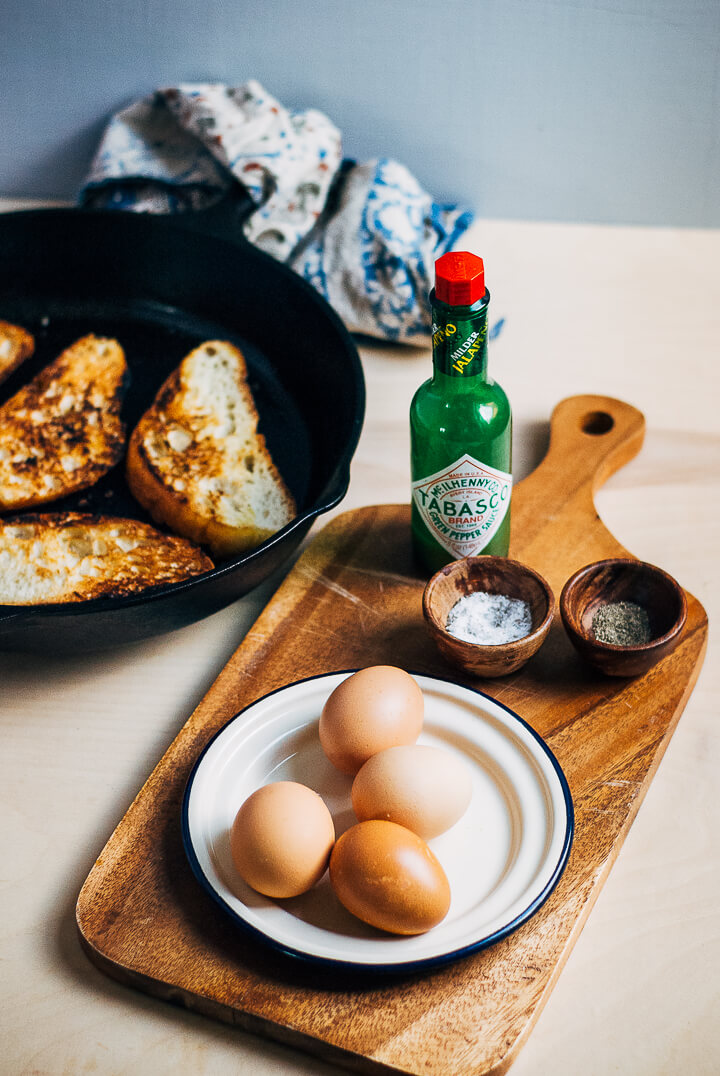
[592,601,651,646]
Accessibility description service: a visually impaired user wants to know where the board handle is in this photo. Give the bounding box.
[543,395,645,494]
[511,395,646,555]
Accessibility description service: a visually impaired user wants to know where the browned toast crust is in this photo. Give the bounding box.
[126,340,296,558]
[0,320,35,385]
[0,512,213,604]
[0,335,127,511]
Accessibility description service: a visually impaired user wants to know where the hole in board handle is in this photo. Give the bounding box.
[581,411,615,435]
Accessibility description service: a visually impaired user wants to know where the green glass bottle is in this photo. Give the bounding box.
[410,251,512,574]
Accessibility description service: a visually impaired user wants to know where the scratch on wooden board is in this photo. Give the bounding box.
[348,565,419,588]
[296,623,345,640]
[298,566,380,617]
[491,683,541,704]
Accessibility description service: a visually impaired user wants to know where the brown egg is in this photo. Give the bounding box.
[351,744,473,839]
[230,781,335,899]
[329,820,451,935]
[319,666,424,775]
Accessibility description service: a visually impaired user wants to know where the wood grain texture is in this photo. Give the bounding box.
[76,395,708,1076]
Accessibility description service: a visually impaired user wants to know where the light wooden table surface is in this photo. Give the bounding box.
[1,201,718,1075]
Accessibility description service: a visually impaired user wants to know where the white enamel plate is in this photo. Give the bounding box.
[182,672,573,973]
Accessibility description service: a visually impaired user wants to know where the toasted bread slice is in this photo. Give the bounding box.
[0,334,127,512]
[0,320,35,385]
[0,513,213,604]
[126,340,296,558]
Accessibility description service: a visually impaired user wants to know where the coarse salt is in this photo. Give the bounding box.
[445,591,532,645]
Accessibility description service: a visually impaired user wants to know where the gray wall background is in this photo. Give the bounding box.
[1,0,718,227]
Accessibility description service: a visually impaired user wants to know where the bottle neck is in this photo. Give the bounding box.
[431,288,490,383]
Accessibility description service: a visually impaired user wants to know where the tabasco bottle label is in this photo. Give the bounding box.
[431,312,488,377]
[412,454,512,558]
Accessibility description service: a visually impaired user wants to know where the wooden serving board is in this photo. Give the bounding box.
[77,395,708,1076]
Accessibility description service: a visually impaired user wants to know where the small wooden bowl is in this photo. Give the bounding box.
[422,556,555,678]
[560,558,687,677]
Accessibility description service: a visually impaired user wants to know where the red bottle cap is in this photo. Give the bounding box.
[434,251,485,306]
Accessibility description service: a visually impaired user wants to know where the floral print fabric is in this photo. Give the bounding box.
[81,80,473,342]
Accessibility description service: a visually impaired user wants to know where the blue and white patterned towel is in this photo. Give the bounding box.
[80,80,474,343]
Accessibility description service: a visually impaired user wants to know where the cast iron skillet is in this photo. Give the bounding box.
[0,197,365,651]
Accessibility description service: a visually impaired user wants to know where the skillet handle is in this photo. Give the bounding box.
[166,185,258,246]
